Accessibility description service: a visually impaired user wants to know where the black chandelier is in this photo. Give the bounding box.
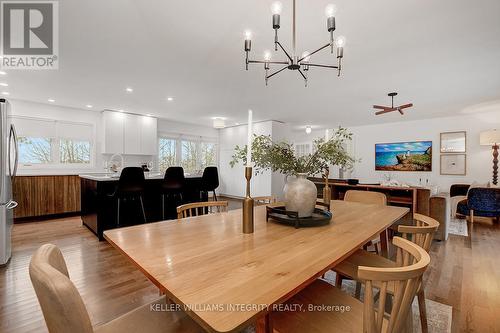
[244,0,346,86]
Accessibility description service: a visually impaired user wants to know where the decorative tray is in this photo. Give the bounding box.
[266,204,332,229]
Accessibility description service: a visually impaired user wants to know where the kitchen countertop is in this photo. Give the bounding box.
[79,172,163,181]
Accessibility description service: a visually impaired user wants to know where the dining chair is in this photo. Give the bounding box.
[176,200,228,219]
[161,166,185,219]
[110,167,147,225]
[253,195,277,205]
[29,244,201,333]
[270,236,431,333]
[334,213,439,333]
[200,167,220,201]
[344,190,387,254]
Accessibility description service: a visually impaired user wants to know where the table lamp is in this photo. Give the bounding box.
[480,129,500,185]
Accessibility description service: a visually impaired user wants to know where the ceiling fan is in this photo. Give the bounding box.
[373,92,413,115]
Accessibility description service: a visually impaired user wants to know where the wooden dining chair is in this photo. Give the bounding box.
[270,236,431,333]
[29,244,201,333]
[253,195,277,205]
[334,213,439,333]
[176,201,228,219]
[344,190,387,254]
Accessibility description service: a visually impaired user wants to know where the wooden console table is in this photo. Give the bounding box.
[310,178,430,216]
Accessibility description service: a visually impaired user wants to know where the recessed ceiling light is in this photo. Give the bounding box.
[117,109,124,112]
[146,114,153,117]
[0,71,6,75]
[86,104,93,108]
[235,122,240,125]
[305,126,312,134]
[125,87,133,93]
[0,83,8,87]
[1,92,10,96]
[48,98,55,103]
[167,97,174,101]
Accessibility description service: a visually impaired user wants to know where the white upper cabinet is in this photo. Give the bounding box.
[101,111,157,155]
[123,113,142,154]
[140,116,157,155]
[102,111,124,154]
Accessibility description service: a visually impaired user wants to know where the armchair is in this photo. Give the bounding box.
[456,188,500,223]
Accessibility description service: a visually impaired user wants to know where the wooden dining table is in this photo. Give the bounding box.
[104,200,409,333]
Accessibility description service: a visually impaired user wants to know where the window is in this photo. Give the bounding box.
[18,137,53,164]
[200,142,216,169]
[181,140,198,173]
[59,139,91,164]
[158,138,177,171]
[158,135,218,174]
[10,116,94,168]
[295,143,312,157]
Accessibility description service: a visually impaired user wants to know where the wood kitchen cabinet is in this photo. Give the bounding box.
[12,175,81,220]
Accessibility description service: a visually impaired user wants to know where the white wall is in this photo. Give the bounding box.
[219,121,276,198]
[157,119,218,138]
[348,111,500,191]
[289,111,500,192]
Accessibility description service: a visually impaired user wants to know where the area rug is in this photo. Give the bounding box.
[448,218,468,237]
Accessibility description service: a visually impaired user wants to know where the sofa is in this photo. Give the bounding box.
[456,187,500,223]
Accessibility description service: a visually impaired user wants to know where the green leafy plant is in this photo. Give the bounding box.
[230,127,356,176]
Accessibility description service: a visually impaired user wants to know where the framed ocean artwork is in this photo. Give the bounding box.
[375,141,432,171]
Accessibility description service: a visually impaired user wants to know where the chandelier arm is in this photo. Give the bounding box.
[297,43,331,63]
[248,60,289,65]
[276,41,293,62]
[307,63,339,69]
[266,65,289,80]
[297,68,307,80]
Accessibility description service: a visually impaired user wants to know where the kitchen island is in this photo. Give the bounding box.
[80,173,207,240]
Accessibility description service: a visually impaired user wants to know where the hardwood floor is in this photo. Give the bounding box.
[1,211,499,332]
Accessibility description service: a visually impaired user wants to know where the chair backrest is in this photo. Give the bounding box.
[398,213,440,253]
[201,167,219,191]
[29,244,94,333]
[450,184,470,197]
[163,166,185,190]
[344,190,387,206]
[253,196,277,205]
[467,187,500,212]
[358,237,430,333]
[177,201,228,219]
[117,167,145,194]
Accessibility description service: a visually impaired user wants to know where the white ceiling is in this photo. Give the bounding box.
[4,0,500,129]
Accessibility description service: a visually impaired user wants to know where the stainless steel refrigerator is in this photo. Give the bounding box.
[0,99,18,265]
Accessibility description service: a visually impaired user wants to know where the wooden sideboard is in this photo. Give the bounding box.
[12,175,81,220]
[310,178,430,216]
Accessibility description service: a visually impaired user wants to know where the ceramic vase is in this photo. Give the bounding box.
[283,173,317,217]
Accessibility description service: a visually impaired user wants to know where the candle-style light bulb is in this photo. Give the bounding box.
[306,126,312,134]
[244,30,252,40]
[271,1,283,15]
[264,50,272,62]
[335,35,346,48]
[325,4,337,18]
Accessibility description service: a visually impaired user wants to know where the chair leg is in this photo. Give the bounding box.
[116,198,120,226]
[213,191,217,201]
[335,273,343,289]
[470,210,474,224]
[354,281,362,299]
[139,196,147,223]
[161,194,165,220]
[417,289,428,333]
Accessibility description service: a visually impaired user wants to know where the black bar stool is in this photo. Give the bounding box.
[200,167,219,201]
[161,167,185,219]
[111,167,147,225]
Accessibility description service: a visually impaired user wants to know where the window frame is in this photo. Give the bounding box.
[12,116,95,170]
[157,132,218,174]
